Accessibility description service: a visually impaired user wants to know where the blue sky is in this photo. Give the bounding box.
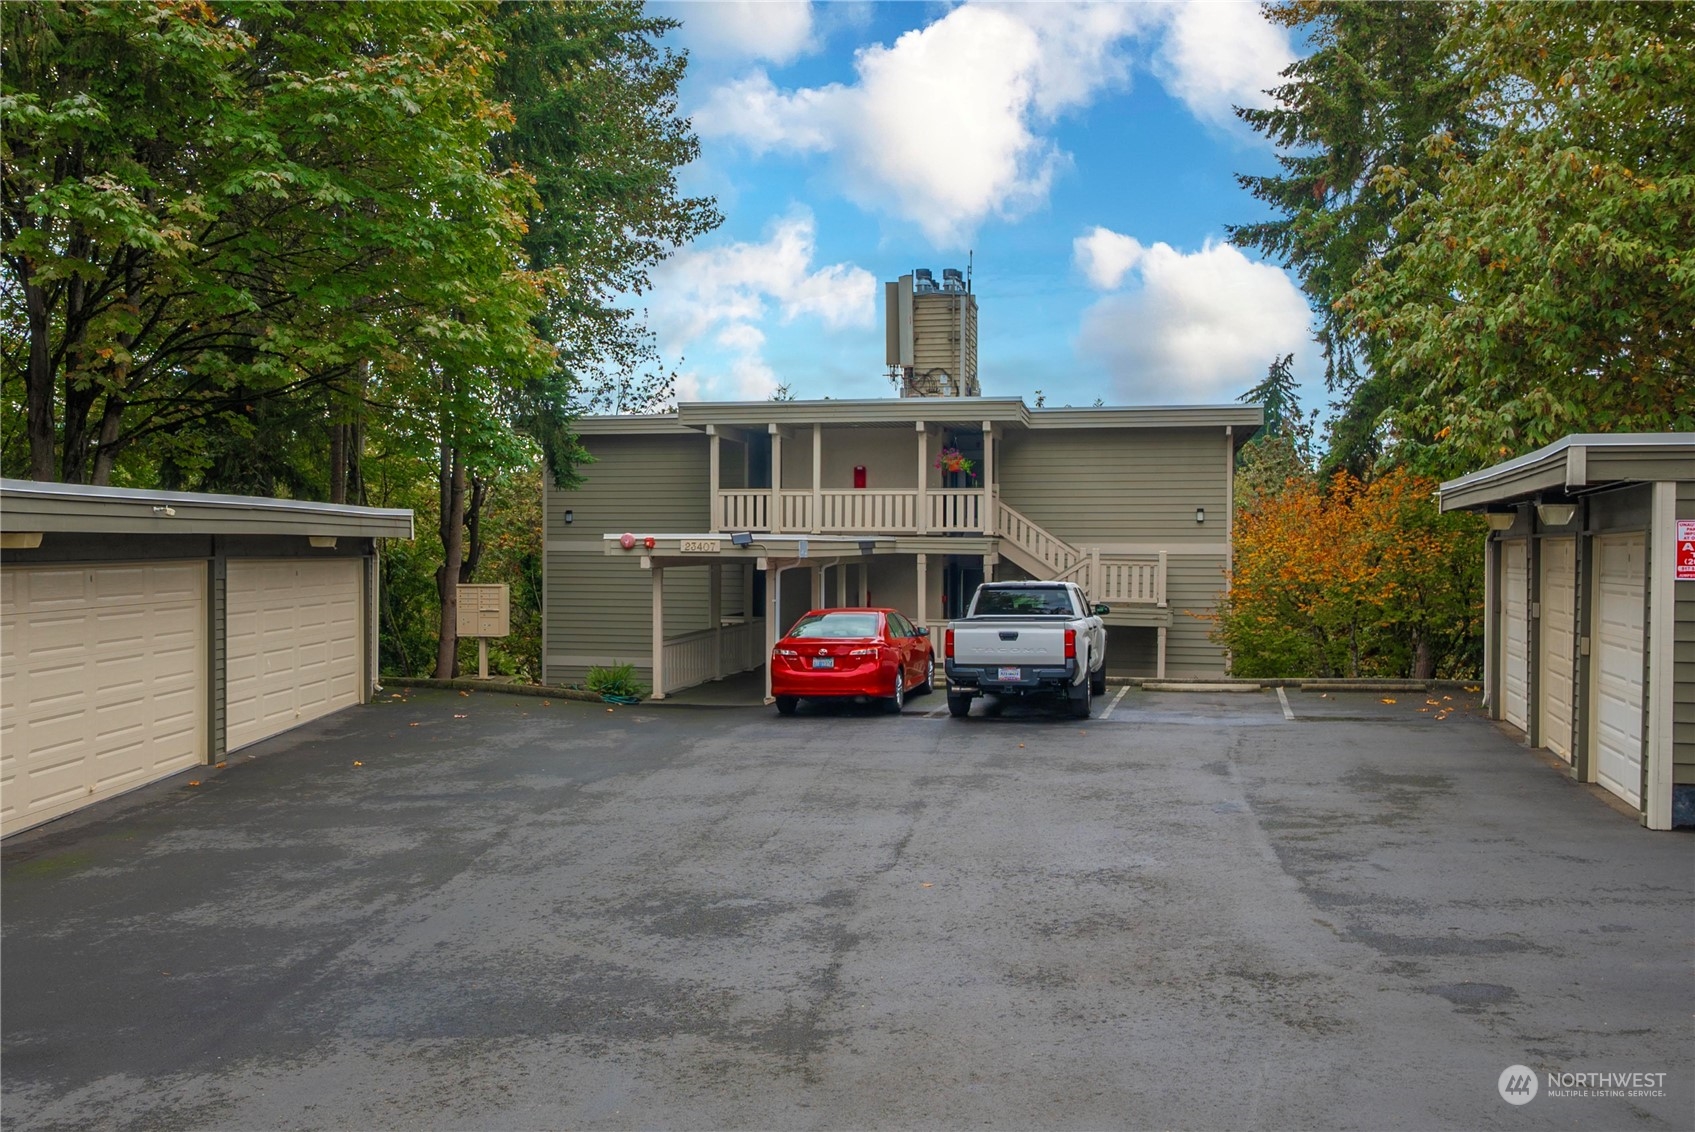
[641,1,1321,412]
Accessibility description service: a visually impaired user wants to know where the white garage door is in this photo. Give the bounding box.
[1501,540,1530,731]
[1593,534,1645,807]
[1539,538,1577,761]
[1,562,205,837]
[226,559,362,751]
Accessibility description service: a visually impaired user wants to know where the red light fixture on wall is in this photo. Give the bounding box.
[854,465,867,489]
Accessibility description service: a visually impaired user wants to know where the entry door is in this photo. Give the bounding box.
[1592,534,1645,806]
[1538,538,1577,761]
[1500,540,1530,731]
[0,562,206,837]
[226,559,363,750]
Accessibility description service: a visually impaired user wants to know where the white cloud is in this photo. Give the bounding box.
[673,0,816,65]
[648,209,875,401]
[694,3,1150,247]
[1074,230,1314,403]
[1073,226,1146,291]
[1154,1,1294,128]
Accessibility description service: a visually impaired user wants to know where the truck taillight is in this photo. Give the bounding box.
[1064,628,1076,659]
[944,628,954,658]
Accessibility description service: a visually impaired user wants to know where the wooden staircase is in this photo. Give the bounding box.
[995,501,1165,608]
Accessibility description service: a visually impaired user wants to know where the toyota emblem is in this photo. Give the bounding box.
[818,648,827,655]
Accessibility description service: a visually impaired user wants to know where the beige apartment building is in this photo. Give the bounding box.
[543,396,1261,700]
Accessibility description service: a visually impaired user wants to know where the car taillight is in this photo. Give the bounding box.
[776,648,797,656]
[1064,628,1076,659]
[848,647,876,657]
[944,628,954,658]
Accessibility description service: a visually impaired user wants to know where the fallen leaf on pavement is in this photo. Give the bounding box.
[409,722,420,727]
[1380,697,1397,704]
[542,700,551,706]
[453,713,467,719]
[187,781,200,787]
[353,761,363,767]
[920,882,933,888]
[459,691,470,697]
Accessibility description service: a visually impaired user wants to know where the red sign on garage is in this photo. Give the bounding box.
[1678,519,1695,582]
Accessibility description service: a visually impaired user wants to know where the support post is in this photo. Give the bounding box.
[765,561,782,703]
[710,562,723,680]
[1158,550,1168,608]
[650,565,665,699]
[916,421,928,535]
[981,421,995,535]
[1646,481,1676,829]
[478,638,489,680]
[770,424,784,534]
[708,427,722,531]
[811,422,822,534]
[858,561,870,605]
[812,563,824,609]
[836,564,847,607]
[1157,625,1167,679]
[916,553,928,629]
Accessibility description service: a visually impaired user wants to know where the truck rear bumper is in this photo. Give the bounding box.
[945,659,1078,694]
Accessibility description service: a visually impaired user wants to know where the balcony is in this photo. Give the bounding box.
[715,488,986,534]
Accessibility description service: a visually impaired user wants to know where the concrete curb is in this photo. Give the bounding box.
[385,677,605,705]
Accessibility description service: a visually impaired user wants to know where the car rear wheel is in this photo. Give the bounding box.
[916,655,935,695]
[947,691,972,717]
[775,695,798,715]
[884,670,905,714]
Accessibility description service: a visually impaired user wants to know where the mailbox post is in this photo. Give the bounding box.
[456,584,511,679]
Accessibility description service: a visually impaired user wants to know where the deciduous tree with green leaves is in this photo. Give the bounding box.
[1342,0,1695,475]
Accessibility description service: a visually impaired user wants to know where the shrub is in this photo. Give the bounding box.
[585,663,648,701]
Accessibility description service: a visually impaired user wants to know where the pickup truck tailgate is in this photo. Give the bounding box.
[951,623,1069,666]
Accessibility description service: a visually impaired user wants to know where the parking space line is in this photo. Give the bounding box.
[1276,685,1295,721]
[1100,685,1130,719]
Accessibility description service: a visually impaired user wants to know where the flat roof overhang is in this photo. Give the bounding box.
[573,398,1263,441]
[1437,434,1695,512]
[0,479,415,539]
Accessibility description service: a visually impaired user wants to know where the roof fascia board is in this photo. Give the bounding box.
[1438,434,1695,511]
[0,479,414,537]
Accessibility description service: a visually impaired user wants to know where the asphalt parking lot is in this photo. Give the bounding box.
[3,686,1690,1130]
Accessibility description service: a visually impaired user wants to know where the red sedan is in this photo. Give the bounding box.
[771,608,935,715]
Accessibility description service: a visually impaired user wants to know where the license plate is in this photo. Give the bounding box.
[996,666,1021,682]
[812,657,835,669]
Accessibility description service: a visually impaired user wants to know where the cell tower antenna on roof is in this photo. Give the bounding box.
[966,250,973,293]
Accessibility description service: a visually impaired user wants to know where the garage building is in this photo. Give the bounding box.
[1,480,412,838]
[1439,435,1695,830]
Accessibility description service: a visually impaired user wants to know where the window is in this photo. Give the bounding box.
[789,612,881,639]
[887,612,913,637]
[972,587,1074,616]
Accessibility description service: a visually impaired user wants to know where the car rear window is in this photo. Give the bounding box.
[972,588,1073,616]
[790,612,881,638]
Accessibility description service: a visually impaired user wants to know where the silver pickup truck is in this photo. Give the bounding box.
[943,581,1108,718]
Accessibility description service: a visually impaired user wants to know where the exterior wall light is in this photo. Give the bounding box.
[563,509,573,525]
[308,535,337,548]
[1195,507,1205,524]
[1536,501,1577,527]
[1484,511,1517,531]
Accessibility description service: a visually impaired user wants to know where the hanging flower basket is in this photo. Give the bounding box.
[934,447,975,476]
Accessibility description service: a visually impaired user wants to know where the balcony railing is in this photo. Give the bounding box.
[715,488,986,534]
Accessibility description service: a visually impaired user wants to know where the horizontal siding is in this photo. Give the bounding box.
[1676,481,1695,777]
[998,428,1231,544]
[1166,554,1230,677]
[545,434,710,537]
[543,553,713,687]
[779,426,920,489]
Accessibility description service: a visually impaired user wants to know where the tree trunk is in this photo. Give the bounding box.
[348,359,369,505]
[458,475,488,584]
[434,443,466,679]
[329,420,348,504]
[1412,635,1434,680]
[23,274,56,481]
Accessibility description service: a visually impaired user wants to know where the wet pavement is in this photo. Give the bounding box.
[2,687,1689,1129]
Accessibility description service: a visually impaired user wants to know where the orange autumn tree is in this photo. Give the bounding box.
[1215,468,1485,678]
